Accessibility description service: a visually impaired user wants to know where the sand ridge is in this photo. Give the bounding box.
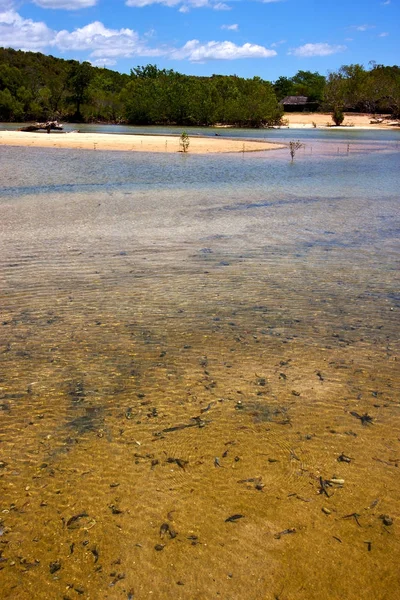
[0,130,285,154]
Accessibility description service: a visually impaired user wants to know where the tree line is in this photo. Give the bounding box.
[0,47,399,126]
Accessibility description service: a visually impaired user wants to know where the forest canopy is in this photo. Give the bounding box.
[0,48,399,125]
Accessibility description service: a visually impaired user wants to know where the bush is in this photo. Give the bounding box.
[332,108,344,126]
[179,131,190,153]
[289,140,304,162]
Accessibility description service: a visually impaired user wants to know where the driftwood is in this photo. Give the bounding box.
[19,121,63,133]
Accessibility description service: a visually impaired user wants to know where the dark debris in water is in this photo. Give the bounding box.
[338,453,352,463]
[225,514,244,523]
[66,410,103,435]
[109,572,126,586]
[235,400,292,425]
[350,411,374,425]
[380,514,394,526]
[156,416,208,436]
[49,561,61,574]
[68,381,86,403]
[109,504,123,515]
[274,528,296,540]
[166,457,188,470]
[66,513,89,530]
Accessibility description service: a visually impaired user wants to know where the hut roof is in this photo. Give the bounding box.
[280,96,309,105]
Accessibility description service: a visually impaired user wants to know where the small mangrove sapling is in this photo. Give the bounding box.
[289,140,304,162]
[180,131,190,153]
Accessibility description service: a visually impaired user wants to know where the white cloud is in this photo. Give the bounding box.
[32,0,97,8]
[271,39,286,47]
[289,43,346,57]
[54,21,164,57]
[0,9,54,50]
[381,1,390,5]
[172,39,277,61]
[221,23,238,30]
[352,24,375,31]
[90,58,117,67]
[0,11,160,56]
[378,32,389,37]
[126,0,230,9]
[0,9,276,63]
[126,0,181,6]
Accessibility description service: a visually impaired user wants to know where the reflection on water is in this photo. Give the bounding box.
[0,139,399,599]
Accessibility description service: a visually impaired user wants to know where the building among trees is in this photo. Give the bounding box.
[279,96,320,112]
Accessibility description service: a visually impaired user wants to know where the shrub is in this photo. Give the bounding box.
[179,131,190,153]
[332,108,344,126]
[289,140,304,162]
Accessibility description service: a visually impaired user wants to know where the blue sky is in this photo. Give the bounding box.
[0,0,398,79]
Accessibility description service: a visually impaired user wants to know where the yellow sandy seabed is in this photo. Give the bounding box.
[0,130,285,154]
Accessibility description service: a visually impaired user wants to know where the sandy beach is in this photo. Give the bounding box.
[284,112,399,129]
[0,130,284,153]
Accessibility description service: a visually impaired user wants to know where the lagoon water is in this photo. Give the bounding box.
[0,130,399,599]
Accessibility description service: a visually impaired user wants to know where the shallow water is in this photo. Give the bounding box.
[0,138,399,599]
[2,121,400,143]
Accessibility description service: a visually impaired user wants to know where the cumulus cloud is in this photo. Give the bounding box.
[0,10,159,56]
[0,9,277,63]
[54,21,165,57]
[172,39,276,61]
[289,43,346,57]
[221,23,238,30]
[0,9,54,50]
[33,0,97,8]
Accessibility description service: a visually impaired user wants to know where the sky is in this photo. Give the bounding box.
[0,0,398,79]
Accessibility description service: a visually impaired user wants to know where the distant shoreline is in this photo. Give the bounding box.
[1,113,398,134]
[283,112,399,130]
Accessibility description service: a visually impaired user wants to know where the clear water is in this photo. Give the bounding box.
[0,135,399,600]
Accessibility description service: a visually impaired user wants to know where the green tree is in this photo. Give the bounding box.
[273,76,295,101]
[238,77,282,127]
[368,65,400,116]
[0,88,23,120]
[68,61,94,121]
[324,63,400,115]
[291,70,326,102]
